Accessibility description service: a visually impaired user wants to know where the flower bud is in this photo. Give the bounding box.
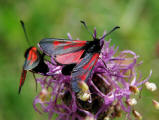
[114,103,122,117]
[129,85,139,94]
[152,99,159,110]
[85,115,96,120]
[77,81,91,101]
[132,110,142,120]
[145,82,157,92]
[103,117,110,120]
[126,98,137,106]
[39,88,50,102]
[78,81,89,92]
[77,91,91,101]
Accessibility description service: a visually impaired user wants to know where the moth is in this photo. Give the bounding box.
[19,21,49,94]
[39,21,119,93]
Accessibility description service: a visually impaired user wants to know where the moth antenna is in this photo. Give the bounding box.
[107,26,120,36]
[20,20,31,46]
[100,26,120,40]
[80,20,94,38]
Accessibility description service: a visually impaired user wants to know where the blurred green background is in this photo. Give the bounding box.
[0,0,159,120]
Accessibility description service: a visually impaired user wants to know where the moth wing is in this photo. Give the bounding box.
[71,53,99,92]
[19,69,27,94]
[39,38,87,64]
[54,50,85,64]
[23,47,41,70]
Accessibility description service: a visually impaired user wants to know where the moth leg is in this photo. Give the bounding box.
[32,73,38,92]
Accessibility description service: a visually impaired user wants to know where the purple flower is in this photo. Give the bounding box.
[33,30,152,120]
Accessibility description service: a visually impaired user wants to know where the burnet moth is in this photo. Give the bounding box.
[39,21,120,93]
[19,20,49,94]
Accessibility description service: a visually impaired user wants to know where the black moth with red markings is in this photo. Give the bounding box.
[19,21,49,94]
[39,22,119,93]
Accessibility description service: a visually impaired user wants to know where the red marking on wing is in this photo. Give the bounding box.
[27,47,38,65]
[72,40,87,43]
[53,41,61,46]
[19,69,27,94]
[83,53,99,70]
[80,53,99,81]
[65,41,72,44]
[80,72,89,81]
[19,69,27,86]
[55,50,84,64]
[53,40,86,47]
[64,42,86,49]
